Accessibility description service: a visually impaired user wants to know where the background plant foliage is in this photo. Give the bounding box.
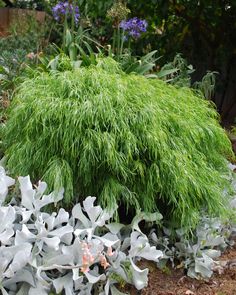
[73,0,236,125]
[3,58,233,229]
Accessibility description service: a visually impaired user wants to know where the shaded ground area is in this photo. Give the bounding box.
[127,241,236,295]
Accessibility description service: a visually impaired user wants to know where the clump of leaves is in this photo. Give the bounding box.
[2,58,233,229]
[160,53,194,87]
[194,71,218,100]
[0,165,163,294]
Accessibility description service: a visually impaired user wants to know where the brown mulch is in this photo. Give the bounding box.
[126,241,236,295]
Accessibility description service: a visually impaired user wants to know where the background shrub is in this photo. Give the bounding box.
[3,58,233,228]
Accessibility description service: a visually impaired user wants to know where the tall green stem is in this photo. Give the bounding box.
[128,37,131,53]
[119,29,125,58]
[62,12,68,52]
[70,0,76,61]
[117,27,120,59]
[112,29,116,54]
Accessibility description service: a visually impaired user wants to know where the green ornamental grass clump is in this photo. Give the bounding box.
[3,58,233,228]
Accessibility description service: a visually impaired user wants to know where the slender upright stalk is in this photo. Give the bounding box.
[128,37,131,53]
[117,27,121,59]
[70,0,76,61]
[112,29,116,54]
[62,6,69,52]
[119,29,125,58]
[71,0,75,33]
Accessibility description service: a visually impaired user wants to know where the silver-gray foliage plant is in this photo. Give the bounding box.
[1,163,236,294]
[150,162,236,280]
[0,165,163,295]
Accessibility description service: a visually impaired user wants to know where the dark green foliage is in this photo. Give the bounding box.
[0,15,51,95]
[3,58,233,228]
[73,0,236,123]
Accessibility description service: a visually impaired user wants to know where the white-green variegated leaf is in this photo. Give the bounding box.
[35,181,47,199]
[175,241,192,254]
[3,268,36,288]
[202,249,221,259]
[129,232,163,261]
[15,283,30,295]
[44,253,73,267]
[72,204,90,228]
[34,191,63,211]
[110,285,129,295]
[204,236,225,247]
[109,251,127,269]
[82,196,115,227]
[74,228,93,241]
[18,176,35,210]
[106,223,124,235]
[41,236,60,250]
[194,254,214,278]
[132,212,162,234]
[19,176,63,212]
[0,256,10,276]
[0,206,15,233]
[72,269,83,282]
[48,224,74,238]
[53,208,70,227]
[97,233,120,248]
[187,266,199,279]
[61,238,84,265]
[96,209,116,227]
[130,258,149,290]
[133,243,163,261]
[83,196,103,223]
[61,232,73,245]
[3,243,32,278]
[20,209,33,224]
[15,224,35,245]
[0,228,14,245]
[28,280,50,295]
[0,167,15,205]
[104,279,110,295]
[53,273,74,295]
[120,237,131,252]
[85,272,106,284]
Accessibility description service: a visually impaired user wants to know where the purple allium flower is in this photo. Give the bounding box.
[119,17,148,39]
[52,1,80,25]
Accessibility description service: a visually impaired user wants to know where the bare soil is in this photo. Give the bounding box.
[126,241,236,295]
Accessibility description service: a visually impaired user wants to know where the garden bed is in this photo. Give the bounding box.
[126,241,236,295]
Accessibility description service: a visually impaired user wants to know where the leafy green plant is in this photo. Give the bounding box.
[50,1,159,76]
[0,49,35,92]
[0,14,51,96]
[2,58,233,229]
[194,71,218,100]
[159,54,195,87]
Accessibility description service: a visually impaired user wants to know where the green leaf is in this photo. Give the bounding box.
[65,29,72,47]
[155,68,179,78]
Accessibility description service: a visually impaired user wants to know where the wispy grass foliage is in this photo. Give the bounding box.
[3,58,233,228]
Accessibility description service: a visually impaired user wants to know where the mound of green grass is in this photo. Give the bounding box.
[3,58,233,228]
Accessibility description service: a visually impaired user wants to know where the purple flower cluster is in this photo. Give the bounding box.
[119,17,148,39]
[52,1,80,24]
